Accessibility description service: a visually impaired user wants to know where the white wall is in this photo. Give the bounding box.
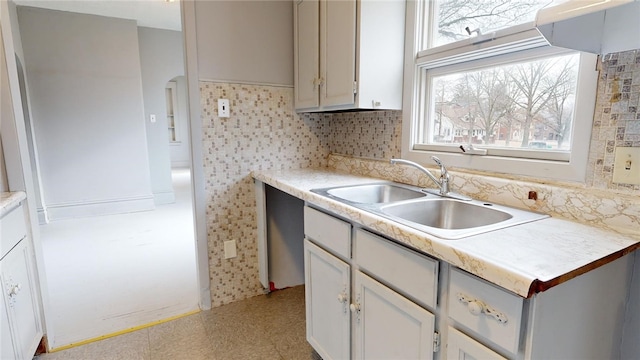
[194,0,293,86]
[137,26,185,203]
[17,7,154,219]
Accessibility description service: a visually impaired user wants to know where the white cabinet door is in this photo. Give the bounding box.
[320,0,356,108]
[1,290,17,360]
[447,327,507,360]
[294,0,320,109]
[1,240,42,359]
[304,239,350,360]
[354,271,435,360]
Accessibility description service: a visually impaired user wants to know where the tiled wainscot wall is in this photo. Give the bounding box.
[199,82,330,306]
[200,49,639,307]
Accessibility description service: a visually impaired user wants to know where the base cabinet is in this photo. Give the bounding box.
[301,205,635,360]
[354,272,435,359]
[1,202,43,360]
[303,206,436,360]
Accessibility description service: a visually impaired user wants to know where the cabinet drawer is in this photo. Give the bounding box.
[355,229,438,309]
[1,205,27,259]
[448,268,523,355]
[304,206,351,259]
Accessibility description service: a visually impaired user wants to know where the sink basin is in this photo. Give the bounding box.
[315,183,427,204]
[378,198,548,239]
[311,182,548,239]
[381,198,512,230]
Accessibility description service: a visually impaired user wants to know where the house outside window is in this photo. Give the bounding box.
[402,0,599,181]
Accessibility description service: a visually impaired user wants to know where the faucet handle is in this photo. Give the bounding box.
[431,156,446,174]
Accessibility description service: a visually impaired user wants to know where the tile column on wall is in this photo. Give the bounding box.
[588,49,640,192]
[200,82,330,306]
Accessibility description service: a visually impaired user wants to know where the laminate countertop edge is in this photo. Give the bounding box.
[0,191,26,218]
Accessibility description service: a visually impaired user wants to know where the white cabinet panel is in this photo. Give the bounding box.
[294,0,320,109]
[1,205,26,259]
[304,206,351,260]
[321,0,356,107]
[354,271,435,360]
[1,292,17,360]
[448,268,523,355]
[304,239,351,360]
[1,239,42,359]
[293,0,404,111]
[447,327,507,360]
[355,229,438,309]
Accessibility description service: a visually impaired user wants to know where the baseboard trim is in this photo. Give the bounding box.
[171,160,190,168]
[153,190,175,205]
[37,207,48,224]
[46,195,155,220]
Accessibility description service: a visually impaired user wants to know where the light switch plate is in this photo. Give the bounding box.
[613,147,640,185]
[218,99,230,118]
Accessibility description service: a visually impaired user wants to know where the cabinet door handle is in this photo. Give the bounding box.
[6,283,22,307]
[9,283,22,297]
[350,299,361,322]
[337,293,348,304]
[457,292,508,324]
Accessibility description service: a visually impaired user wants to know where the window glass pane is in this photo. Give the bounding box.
[423,53,580,152]
[428,0,553,48]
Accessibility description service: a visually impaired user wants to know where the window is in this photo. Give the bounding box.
[403,0,598,182]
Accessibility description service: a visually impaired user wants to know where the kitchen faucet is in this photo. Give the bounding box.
[390,157,471,201]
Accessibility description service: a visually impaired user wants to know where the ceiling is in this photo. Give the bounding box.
[13,0,182,31]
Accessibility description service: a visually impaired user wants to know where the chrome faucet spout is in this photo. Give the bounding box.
[389,158,444,194]
[390,157,468,200]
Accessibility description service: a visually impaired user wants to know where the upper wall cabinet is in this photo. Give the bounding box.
[293,0,405,112]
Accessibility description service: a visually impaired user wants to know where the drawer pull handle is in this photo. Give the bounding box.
[457,292,508,324]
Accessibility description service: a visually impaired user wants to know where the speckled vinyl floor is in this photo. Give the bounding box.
[35,286,318,360]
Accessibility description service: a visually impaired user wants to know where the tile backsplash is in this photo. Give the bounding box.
[199,82,329,306]
[301,110,402,159]
[587,50,640,192]
[201,49,639,307]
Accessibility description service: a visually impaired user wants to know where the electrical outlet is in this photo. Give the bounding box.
[218,99,230,118]
[613,147,640,185]
[224,240,237,259]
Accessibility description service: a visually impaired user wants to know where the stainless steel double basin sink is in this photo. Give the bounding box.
[311,182,548,239]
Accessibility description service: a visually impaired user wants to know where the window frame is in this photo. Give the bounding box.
[401,0,599,182]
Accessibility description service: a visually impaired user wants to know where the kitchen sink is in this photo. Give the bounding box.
[314,183,427,204]
[311,182,548,239]
[378,198,548,239]
[380,198,512,230]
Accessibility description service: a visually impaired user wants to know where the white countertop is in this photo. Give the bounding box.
[252,168,640,298]
[0,191,26,218]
